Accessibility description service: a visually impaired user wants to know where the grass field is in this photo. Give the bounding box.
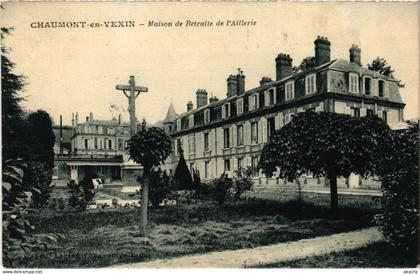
[256,241,418,268]
[18,188,381,268]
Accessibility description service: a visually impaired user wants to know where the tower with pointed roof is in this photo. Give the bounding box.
[162,100,177,135]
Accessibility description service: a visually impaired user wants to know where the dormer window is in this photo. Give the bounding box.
[265,88,276,106]
[188,115,194,128]
[204,109,211,124]
[285,81,295,101]
[236,98,244,115]
[363,77,372,95]
[349,73,359,93]
[378,80,385,97]
[305,74,316,95]
[222,103,231,119]
[249,93,259,111]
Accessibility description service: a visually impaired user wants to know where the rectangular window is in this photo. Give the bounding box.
[223,128,230,148]
[108,139,112,149]
[251,122,258,144]
[267,117,275,139]
[204,109,211,124]
[236,98,244,115]
[188,115,194,128]
[222,103,230,119]
[204,132,209,151]
[349,73,359,93]
[305,74,316,94]
[84,139,89,149]
[378,80,385,97]
[351,107,360,118]
[364,77,372,95]
[94,138,98,149]
[238,158,244,171]
[382,111,388,123]
[205,161,210,179]
[124,140,128,150]
[367,109,374,117]
[269,89,275,105]
[224,159,231,172]
[249,94,258,111]
[285,81,295,101]
[237,125,244,146]
[99,139,103,150]
[251,156,259,177]
[98,126,103,134]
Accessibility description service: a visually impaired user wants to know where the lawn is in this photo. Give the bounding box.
[18,190,380,268]
[256,241,418,268]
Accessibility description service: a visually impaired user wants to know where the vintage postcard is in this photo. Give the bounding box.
[1,1,418,272]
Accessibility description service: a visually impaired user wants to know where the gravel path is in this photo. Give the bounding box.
[111,227,383,268]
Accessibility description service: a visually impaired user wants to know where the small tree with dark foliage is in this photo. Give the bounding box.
[129,127,172,235]
[173,142,194,190]
[148,168,174,207]
[259,111,393,213]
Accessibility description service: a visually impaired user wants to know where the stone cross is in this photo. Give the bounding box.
[116,76,148,137]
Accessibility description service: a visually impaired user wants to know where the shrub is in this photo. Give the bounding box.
[375,122,419,254]
[149,168,174,207]
[232,168,254,201]
[2,160,60,267]
[23,161,54,208]
[210,174,233,205]
[67,177,96,211]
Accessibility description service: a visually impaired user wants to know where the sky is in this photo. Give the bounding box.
[1,2,418,126]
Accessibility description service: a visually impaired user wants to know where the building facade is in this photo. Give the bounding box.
[162,36,405,184]
[53,112,144,185]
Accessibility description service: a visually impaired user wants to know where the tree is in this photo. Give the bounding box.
[129,127,172,235]
[375,121,419,253]
[26,110,55,167]
[368,57,404,87]
[1,27,27,162]
[173,142,194,190]
[148,168,174,207]
[293,56,316,72]
[259,111,393,212]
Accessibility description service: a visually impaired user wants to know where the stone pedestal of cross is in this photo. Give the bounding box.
[116,76,148,137]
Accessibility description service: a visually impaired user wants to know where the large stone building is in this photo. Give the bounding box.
[161,36,405,184]
[53,112,145,185]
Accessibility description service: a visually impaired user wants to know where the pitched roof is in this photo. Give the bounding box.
[163,101,177,123]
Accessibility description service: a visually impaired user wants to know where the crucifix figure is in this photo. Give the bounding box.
[116,76,148,137]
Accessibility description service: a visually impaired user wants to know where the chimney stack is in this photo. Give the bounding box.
[275,53,293,81]
[89,112,93,121]
[314,36,331,66]
[209,96,219,104]
[196,89,208,108]
[227,75,237,97]
[72,113,75,128]
[237,68,245,95]
[187,101,193,112]
[260,76,273,86]
[349,44,361,66]
[118,114,122,124]
[75,112,79,126]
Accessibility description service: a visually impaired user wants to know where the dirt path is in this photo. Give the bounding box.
[111,227,383,268]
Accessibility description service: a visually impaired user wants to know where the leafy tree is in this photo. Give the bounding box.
[375,121,419,253]
[293,56,316,72]
[259,111,393,212]
[26,110,55,168]
[23,161,54,208]
[368,57,404,87]
[173,141,194,190]
[232,168,254,201]
[1,27,27,162]
[129,126,172,235]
